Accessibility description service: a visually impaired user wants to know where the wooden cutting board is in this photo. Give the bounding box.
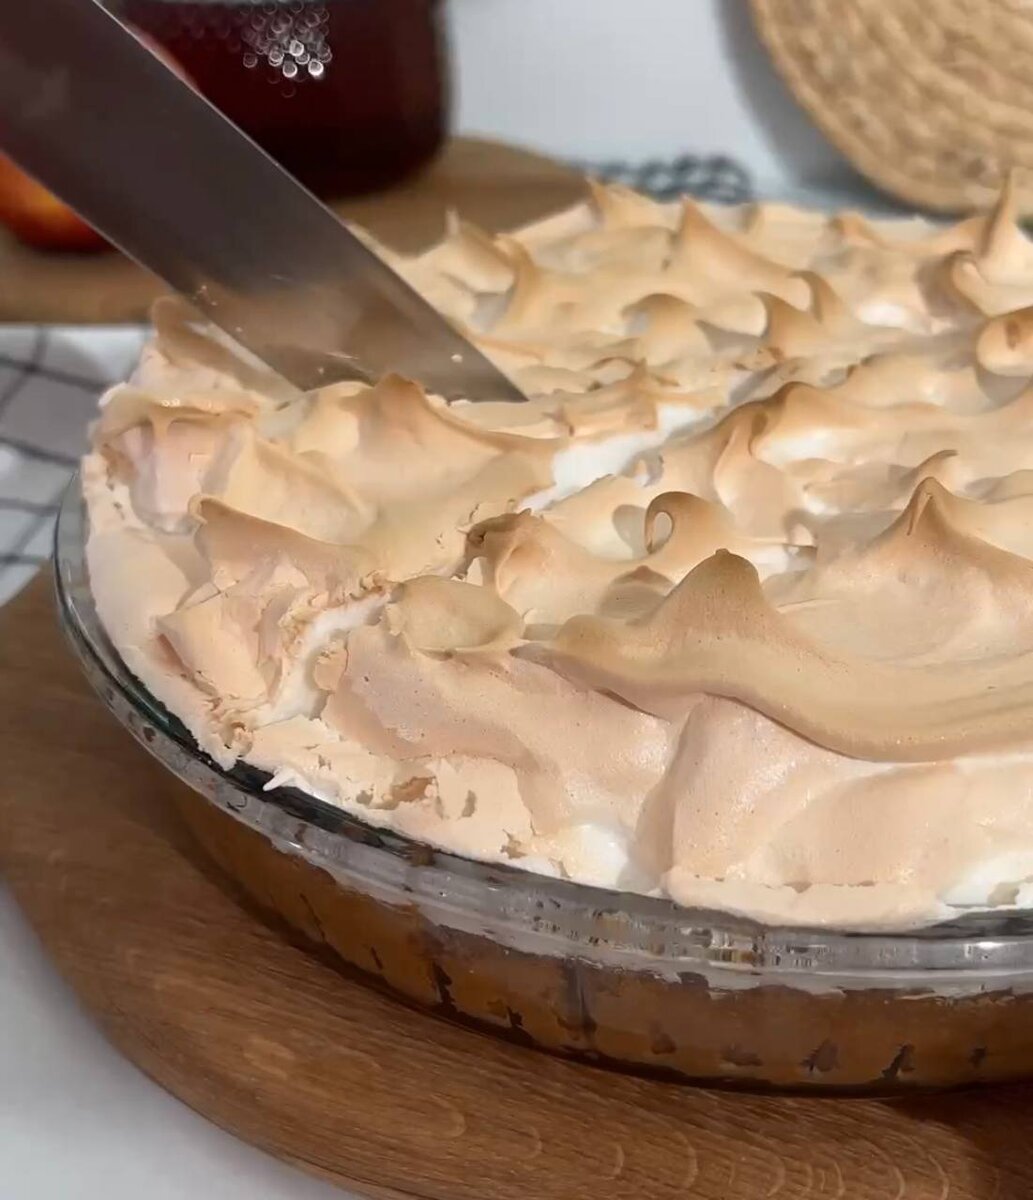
[0,137,587,323]
[3,571,1033,1199]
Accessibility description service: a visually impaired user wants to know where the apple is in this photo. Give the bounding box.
[0,31,192,253]
[0,155,107,252]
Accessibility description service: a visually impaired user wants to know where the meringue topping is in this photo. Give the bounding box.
[83,181,1033,929]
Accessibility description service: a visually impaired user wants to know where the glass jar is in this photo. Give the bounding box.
[115,0,449,197]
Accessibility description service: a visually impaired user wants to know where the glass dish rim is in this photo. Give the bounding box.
[55,475,1033,979]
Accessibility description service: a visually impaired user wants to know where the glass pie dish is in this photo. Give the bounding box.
[55,480,1033,1093]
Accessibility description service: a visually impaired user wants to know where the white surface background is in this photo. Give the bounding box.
[1,4,851,1197]
[450,0,855,191]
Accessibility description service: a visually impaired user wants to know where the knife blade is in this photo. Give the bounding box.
[0,0,526,402]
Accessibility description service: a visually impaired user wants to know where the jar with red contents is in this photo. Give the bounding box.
[114,0,449,197]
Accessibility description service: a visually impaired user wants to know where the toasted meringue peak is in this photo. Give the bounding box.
[540,485,1033,761]
[977,306,1033,376]
[84,181,1033,929]
[193,498,379,598]
[146,296,299,401]
[387,576,522,655]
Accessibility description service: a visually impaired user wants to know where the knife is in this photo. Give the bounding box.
[0,0,526,402]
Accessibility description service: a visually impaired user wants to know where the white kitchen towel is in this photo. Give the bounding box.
[0,325,148,606]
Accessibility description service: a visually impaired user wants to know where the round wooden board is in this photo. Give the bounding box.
[4,577,1033,1198]
[0,137,588,323]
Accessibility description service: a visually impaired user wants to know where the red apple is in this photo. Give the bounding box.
[0,33,192,254]
[0,155,107,252]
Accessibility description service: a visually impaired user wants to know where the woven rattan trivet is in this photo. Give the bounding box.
[750,0,1033,215]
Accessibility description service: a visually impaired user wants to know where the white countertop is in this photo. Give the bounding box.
[0,882,352,1200]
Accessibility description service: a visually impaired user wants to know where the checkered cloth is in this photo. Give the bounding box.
[584,153,752,204]
[0,326,147,605]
